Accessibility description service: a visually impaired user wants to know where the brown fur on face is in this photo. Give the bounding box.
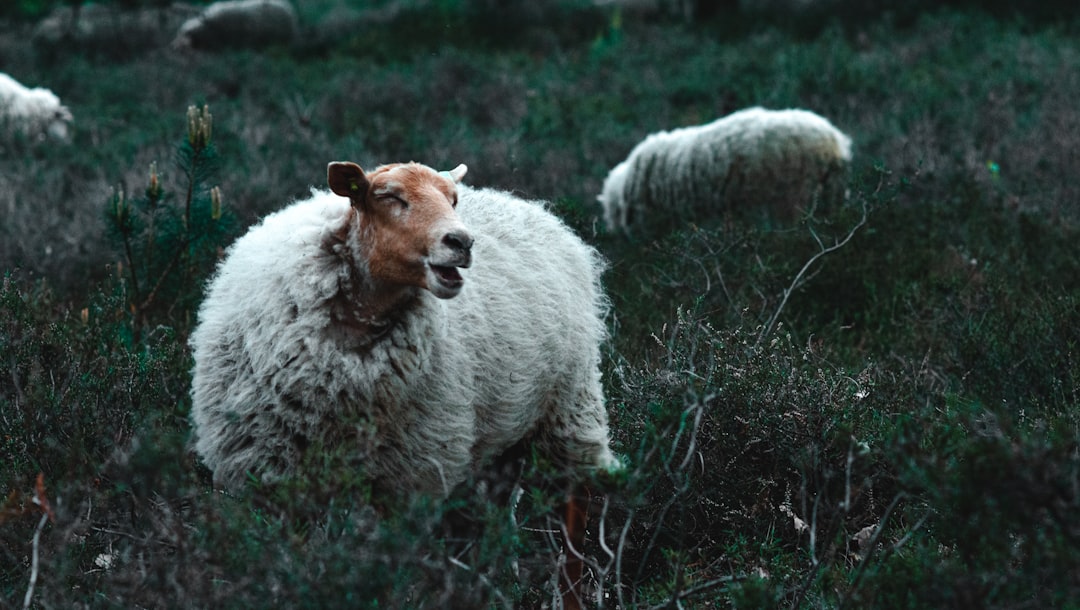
[328,161,472,299]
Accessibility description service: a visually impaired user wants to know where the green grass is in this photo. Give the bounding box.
[2,2,1080,607]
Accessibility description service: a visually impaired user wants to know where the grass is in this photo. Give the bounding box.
[2,1,1080,607]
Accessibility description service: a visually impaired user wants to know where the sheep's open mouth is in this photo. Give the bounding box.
[431,264,463,285]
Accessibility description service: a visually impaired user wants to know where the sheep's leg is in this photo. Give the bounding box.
[560,487,589,610]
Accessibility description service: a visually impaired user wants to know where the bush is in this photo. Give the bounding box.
[596,308,902,607]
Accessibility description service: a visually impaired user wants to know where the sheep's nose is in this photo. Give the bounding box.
[443,230,473,254]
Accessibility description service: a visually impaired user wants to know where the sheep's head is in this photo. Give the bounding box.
[46,105,72,142]
[328,161,473,299]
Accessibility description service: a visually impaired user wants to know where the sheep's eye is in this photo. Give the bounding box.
[379,194,408,208]
[451,195,459,208]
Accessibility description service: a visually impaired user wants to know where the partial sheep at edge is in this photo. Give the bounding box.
[599,106,853,236]
[0,72,72,143]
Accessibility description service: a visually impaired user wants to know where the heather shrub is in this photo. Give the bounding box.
[3,4,1080,608]
[594,307,902,607]
[0,272,191,598]
[866,395,1080,609]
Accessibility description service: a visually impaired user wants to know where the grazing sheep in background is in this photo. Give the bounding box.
[32,3,201,58]
[599,106,853,235]
[173,0,298,51]
[190,160,619,609]
[0,72,72,143]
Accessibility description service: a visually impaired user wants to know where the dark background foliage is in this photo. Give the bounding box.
[2,0,1079,607]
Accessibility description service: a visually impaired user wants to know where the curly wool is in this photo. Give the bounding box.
[189,184,618,495]
[0,72,72,142]
[599,106,853,235]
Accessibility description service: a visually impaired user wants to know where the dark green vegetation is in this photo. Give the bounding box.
[3,1,1080,607]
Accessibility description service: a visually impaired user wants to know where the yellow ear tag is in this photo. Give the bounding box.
[350,181,359,192]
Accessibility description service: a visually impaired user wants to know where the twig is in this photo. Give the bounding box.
[121,229,143,305]
[614,504,635,608]
[838,492,919,610]
[645,574,744,610]
[633,402,705,585]
[22,512,48,610]
[446,555,510,607]
[757,199,869,346]
[183,147,202,230]
[592,496,617,610]
[136,235,192,318]
[843,439,855,512]
[888,509,930,554]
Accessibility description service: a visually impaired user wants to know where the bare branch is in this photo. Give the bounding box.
[839,492,920,609]
[446,555,511,607]
[22,512,48,610]
[633,401,706,586]
[645,574,745,610]
[757,199,869,346]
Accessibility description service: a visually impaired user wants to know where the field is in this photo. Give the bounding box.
[2,1,1080,607]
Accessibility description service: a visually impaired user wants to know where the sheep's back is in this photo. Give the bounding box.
[612,107,852,234]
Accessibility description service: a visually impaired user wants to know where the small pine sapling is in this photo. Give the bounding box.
[105,104,234,339]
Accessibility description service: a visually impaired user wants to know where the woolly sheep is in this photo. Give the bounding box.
[33,3,201,57]
[0,72,72,143]
[173,0,298,51]
[190,161,619,492]
[190,160,616,608]
[599,106,853,235]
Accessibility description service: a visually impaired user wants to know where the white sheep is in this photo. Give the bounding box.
[0,72,72,143]
[189,161,619,491]
[189,160,618,608]
[599,106,853,235]
[173,0,298,51]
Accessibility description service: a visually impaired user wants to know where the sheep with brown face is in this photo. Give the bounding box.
[189,160,619,608]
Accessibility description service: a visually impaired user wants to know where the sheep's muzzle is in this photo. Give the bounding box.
[426,229,473,299]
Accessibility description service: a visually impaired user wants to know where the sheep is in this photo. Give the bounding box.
[189,160,619,609]
[0,72,72,143]
[599,106,853,235]
[33,3,202,58]
[173,0,298,51]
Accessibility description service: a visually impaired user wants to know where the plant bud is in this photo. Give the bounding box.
[210,186,222,220]
[186,105,198,146]
[146,161,162,201]
[202,106,212,144]
[111,185,128,225]
[186,104,213,149]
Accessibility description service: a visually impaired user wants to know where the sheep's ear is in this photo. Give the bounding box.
[327,162,369,202]
[446,163,467,184]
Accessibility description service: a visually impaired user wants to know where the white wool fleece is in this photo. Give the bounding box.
[189,184,619,495]
[599,106,853,235]
[0,72,72,142]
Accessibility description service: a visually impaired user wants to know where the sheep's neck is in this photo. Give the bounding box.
[336,283,417,331]
[329,210,420,341]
